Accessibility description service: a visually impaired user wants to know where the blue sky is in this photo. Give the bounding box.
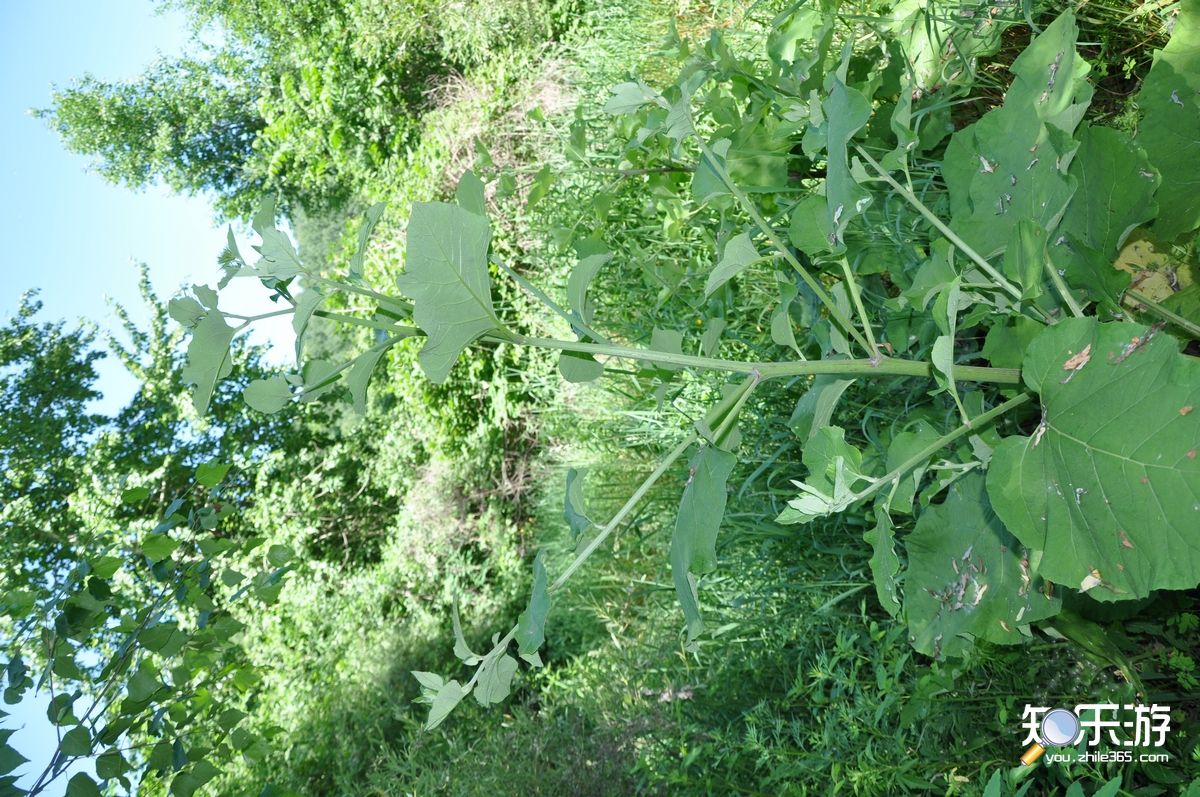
[0,3,288,791]
[0,1,290,417]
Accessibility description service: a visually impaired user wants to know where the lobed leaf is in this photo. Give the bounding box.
[396,202,500,384]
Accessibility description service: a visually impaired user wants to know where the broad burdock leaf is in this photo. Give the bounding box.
[349,202,386,279]
[250,196,304,279]
[180,305,234,414]
[412,671,444,695]
[671,445,736,643]
[473,653,518,707]
[864,505,901,618]
[425,680,467,730]
[906,474,1061,659]
[1136,0,1200,242]
[243,376,292,414]
[168,297,204,328]
[987,318,1200,600]
[603,80,663,114]
[1059,125,1158,258]
[396,202,501,384]
[1052,125,1156,309]
[563,468,593,541]
[516,552,550,660]
[942,11,1091,258]
[346,338,391,414]
[787,194,833,257]
[705,231,760,296]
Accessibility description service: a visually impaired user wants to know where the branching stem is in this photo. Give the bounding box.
[509,334,1022,384]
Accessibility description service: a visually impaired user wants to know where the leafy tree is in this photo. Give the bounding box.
[38,0,569,220]
[36,53,265,219]
[0,293,104,589]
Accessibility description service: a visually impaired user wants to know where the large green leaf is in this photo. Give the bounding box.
[424,680,467,730]
[942,11,1091,258]
[563,468,593,541]
[180,308,234,414]
[250,196,304,279]
[473,653,518,707]
[670,445,736,642]
[906,474,1061,658]
[1136,0,1200,242]
[987,318,1200,600]
[822,72,871,247]
[515,551,550,657]
[1059,125,1158,258]
[396,202,500,383]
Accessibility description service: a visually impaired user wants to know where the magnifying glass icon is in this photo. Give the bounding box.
[1021,708,1082,765]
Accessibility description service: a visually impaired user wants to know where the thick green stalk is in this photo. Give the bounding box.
[838,256,881,361]
[850,391,1032,504]
[510,334,1022,385]
[551,431,698,591]
[464,431,699,688]
[1043,253,1085,318]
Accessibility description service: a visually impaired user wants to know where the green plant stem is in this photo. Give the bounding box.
[696,140,873,354]
[1043,254,1085,318]
[509,334,1022,384]
[551,431,699,592]
[311,275,413,314]
[850,392,1032,504]
[312,309,411,332]
[854,145,1034,312]
[297,331,417,398]
[493,258,611,344]
[463,431,699,688]
[1126,288,1200,339]
[838,257,881,361]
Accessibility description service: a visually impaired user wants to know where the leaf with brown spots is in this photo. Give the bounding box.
[987,318,1200,600]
